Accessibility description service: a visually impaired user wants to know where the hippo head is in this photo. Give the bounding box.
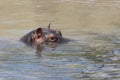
[33,24,63,54]
[20,23,65,54]
[35,23,63,43]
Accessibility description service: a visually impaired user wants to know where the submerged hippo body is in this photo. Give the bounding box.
[20,24,65,53]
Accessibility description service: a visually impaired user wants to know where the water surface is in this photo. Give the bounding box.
[0,0,120,80]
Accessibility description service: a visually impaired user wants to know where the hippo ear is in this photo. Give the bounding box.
[36,28,42,35]
[47,23,51,30]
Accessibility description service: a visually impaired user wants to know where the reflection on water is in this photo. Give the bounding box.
[0,0,120,80]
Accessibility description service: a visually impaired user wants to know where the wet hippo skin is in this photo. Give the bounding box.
[20,24,67,54]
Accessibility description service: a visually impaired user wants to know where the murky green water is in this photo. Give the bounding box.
[0,0,120,80]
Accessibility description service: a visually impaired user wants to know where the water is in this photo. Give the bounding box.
[0,0,120,80]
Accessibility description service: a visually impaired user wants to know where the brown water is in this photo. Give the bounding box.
[0,0,120,80]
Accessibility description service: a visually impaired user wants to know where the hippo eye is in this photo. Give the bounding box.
[49,37,56,42]
[48,34,57,42]
[51,37,56,41]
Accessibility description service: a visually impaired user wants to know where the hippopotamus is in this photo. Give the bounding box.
[20,24,67,54]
